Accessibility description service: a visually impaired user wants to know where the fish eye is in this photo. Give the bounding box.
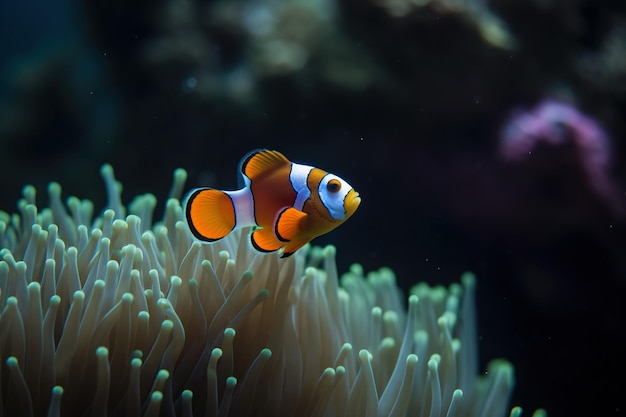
[327,179,341,193]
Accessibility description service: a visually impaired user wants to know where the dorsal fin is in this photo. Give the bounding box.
[240,149,291,181]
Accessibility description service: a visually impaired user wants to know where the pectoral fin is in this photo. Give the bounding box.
[275,207,308,242]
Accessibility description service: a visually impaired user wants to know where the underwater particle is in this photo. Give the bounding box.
[184,76,197,90]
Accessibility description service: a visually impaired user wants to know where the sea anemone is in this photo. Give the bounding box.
[0,164,542,417]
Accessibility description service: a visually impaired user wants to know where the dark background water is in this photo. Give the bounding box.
[1,0,625,416]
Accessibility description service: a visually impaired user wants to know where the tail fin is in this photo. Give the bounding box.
[183,188,236,242]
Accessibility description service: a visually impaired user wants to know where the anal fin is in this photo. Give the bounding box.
[250,227,283,253]
[280,238,311,258]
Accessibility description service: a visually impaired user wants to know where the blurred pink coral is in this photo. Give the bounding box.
[500,100,623,214]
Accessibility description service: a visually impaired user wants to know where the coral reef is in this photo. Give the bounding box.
[577,20,626,97]
[371,0,515,49]
[499,99,623,214]
[0,166,542,416]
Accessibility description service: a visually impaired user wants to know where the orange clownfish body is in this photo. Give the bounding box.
[183,149,361,257]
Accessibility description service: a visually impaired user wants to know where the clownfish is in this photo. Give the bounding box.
[183,149,361,257]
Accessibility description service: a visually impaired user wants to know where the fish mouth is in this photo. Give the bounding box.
[345,190,361,216]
